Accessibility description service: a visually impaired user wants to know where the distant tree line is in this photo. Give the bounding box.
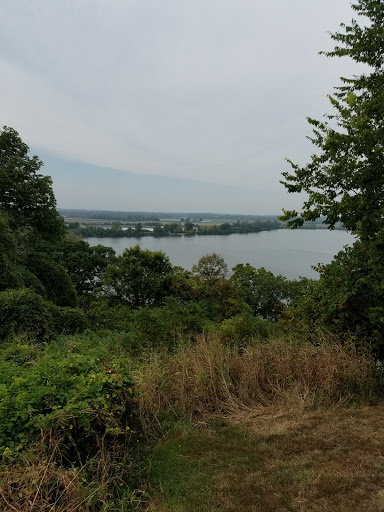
[69,219,282,238]
[197,220,281,236]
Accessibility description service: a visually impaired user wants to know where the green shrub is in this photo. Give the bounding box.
[87,297,213,349]
[0,288,54,341]
[29,258,78,307]
[0,335,138,460]
[0,289,89,341]
[129,299,215,348]
[19,267,47,297]
[0,260,22,292]
[51,306,89,334]
[0,334,143,510]
[87,298,133,331]
[0,211,22,291]
[218,313,270,343]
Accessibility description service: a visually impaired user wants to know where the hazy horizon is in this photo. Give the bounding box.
[59,207,280,216]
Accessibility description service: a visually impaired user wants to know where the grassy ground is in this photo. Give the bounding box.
[146,407,384,512]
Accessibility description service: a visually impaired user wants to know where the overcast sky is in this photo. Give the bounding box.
[1,0,360,214]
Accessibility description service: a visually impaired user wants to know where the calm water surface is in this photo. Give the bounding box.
[85,229,355,279]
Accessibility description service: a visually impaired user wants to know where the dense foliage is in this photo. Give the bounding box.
[0,335,137,455]
[281,0,384,240]
[103,246,173,307]
[280,0,384,351]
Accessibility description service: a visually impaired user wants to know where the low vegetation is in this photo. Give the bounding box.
[148,407,384,512]
[0,334,143,511]
[135,335,377,435]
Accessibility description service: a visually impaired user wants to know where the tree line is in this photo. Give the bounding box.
[69,218,282,238]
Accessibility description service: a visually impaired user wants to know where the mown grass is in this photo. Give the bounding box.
[147,407,384,512]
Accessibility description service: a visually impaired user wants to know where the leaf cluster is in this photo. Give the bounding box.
[281,0,384,241]
[0,335,138,459]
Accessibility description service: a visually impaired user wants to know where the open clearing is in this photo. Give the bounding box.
[147,407,384,512]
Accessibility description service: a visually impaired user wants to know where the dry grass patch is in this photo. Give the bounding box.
[147,407,384,512]
[134,335,376,436]
[0,458,86,512]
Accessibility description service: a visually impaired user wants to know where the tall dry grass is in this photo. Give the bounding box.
[134,334,376,435]
[0,431,142,512]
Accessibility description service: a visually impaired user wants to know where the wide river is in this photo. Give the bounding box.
[85,229,355,280]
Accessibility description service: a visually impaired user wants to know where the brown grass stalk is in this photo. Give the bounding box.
[134,334,376,436]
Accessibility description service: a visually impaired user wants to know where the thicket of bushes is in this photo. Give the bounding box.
[0,334,143,511]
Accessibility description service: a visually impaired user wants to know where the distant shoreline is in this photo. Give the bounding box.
[75,224,346,240]
[69,220,282,239]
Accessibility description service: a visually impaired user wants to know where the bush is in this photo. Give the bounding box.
[51,306,89,335]
[282,240,384,357]
[0,211,22,291]
[0,334,142,510]
[19,267,47,297]
[128,298,219,349]
[0,289,89,341]
[87,298,133,331]
[29,259,78,307]
[0,288,54,341]
[87,297,214,350]
[0,336,137,456]
[218,313,270,343]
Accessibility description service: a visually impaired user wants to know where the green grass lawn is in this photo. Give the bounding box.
[147,407,384,512]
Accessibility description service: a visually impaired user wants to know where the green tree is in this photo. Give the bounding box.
[168,223,183,234]
[0,126,65,241]
[280,0,384,241]
[166,266,198,302]
[27,257,78,307]
[192,254,239,320]
[0,288,54,340]
[192,253,228,284]
[285,239,384,353]
[103,245,172,307]
[0,211,21,291]
[153,224,165,237]
[0,127,75,304]
[184,221,194,232]
[219,222,231,233]
[134,223,142,235]
[280,2,384,351]
[53,240,116,297]
[231,264,289,321]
